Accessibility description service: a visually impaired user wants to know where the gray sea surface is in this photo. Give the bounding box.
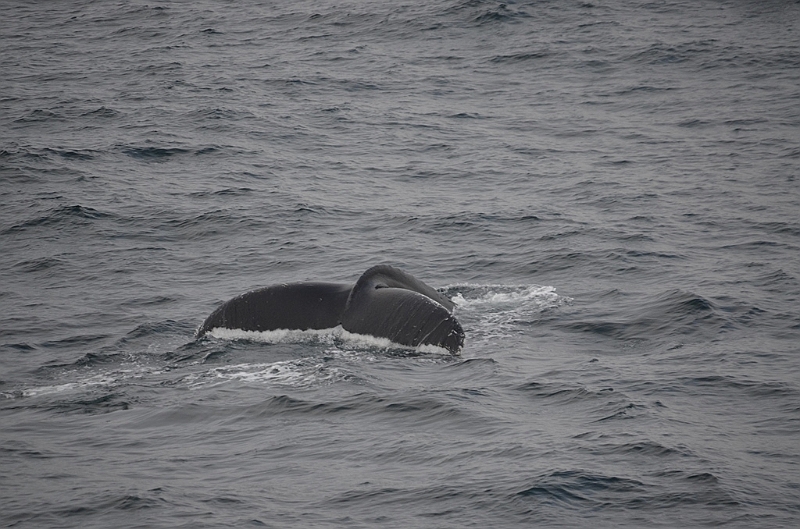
[2,1,799,527]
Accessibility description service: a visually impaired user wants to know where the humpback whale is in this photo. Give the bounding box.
[198,265,465,354]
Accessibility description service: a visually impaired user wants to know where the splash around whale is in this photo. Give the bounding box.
[197,265,465,354]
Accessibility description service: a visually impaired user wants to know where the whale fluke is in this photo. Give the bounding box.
[198,282,352,335]
[198,265,464,354]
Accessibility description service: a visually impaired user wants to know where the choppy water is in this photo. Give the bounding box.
[2,0,799,527]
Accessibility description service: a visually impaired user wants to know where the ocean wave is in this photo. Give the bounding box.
[4,204,113,234]
[514,468,741,511]
[121,146,190,160]
[679,374,798,399]
[581,440,690,458]
[249,392,471,424]
[517,380,616,404]
[558,289,733,341]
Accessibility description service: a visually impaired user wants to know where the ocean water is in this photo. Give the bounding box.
[2,0,799,527]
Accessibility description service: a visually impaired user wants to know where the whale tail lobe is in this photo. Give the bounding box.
[341,265,464,353]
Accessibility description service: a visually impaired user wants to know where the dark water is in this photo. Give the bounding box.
[2,0,799,527]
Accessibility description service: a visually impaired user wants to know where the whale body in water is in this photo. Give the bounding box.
[197,265,465,354]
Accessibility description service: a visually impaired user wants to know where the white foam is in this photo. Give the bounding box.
[445,283,571,343]
[450,284,568,309]
[11,366,162,399]
[337,328,399,349]
[181,359,346,389]
[4,325,457,400]
[20,380,98,398]
[207,326,340,344]
[206,325,455,356]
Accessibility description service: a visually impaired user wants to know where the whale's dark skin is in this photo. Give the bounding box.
[197,265,465,354]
